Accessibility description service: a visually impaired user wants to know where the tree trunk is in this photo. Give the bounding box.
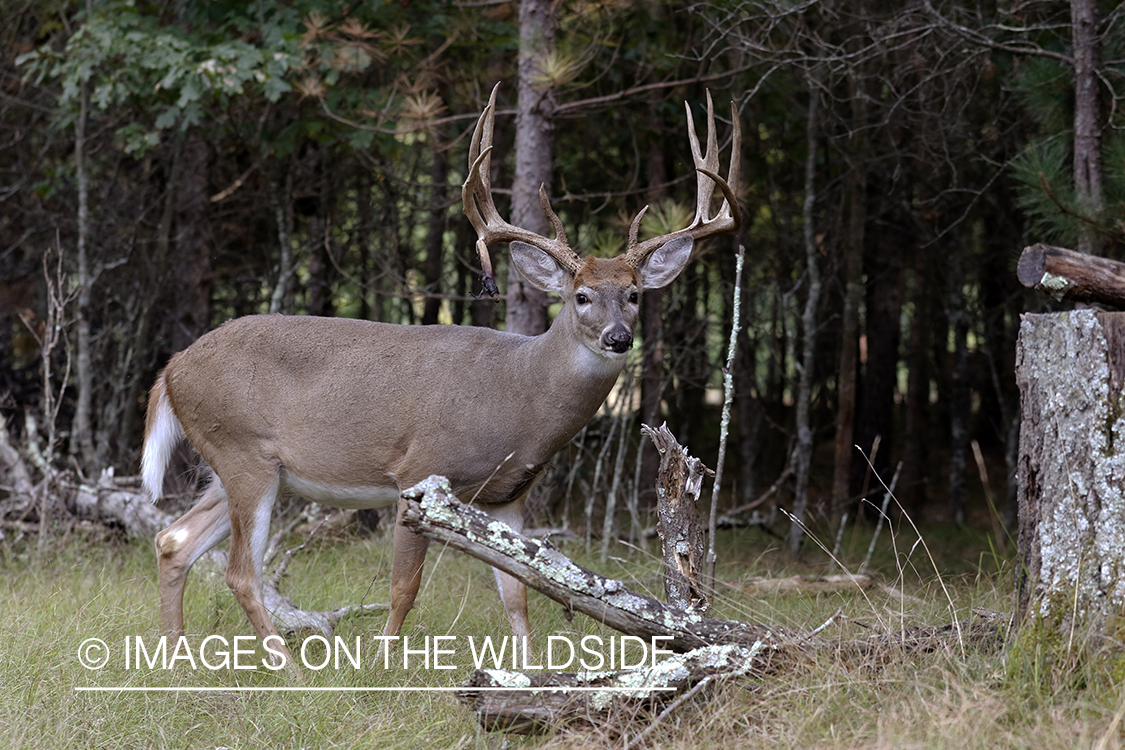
[853,219,903,506]
[505,0,556,336]
[356,168,373,321]
[1015,310,1125,663]
[640,285,666,508]
[1071,0,1103,254]
[171,134,212,352]
[421,147,448,326]
[830,77,867,518]
[71,83,96,470]
[947,251,970,525]
[306,148,334,319]
[789,77,821,553]
[639,126,669,509]
[735,319,762,505]
[268,164,295,316]
[900,259,931,513]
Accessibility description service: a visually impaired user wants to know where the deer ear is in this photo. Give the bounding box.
[509,241,571,292]
[636,236,694,289]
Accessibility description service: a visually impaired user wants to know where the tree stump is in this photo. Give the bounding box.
[1016,310,1125,663]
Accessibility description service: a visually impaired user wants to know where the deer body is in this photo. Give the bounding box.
[153,311,623,509]
[142,85,740,665]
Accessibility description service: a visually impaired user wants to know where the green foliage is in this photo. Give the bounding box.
[1006,19,1125,250]
[18,0,301,153]
[641,198,695,240]
[1009,56,1072,134]
[1105,133,1125,211]
[1010,137,1083,246]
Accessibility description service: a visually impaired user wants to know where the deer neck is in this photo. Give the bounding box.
[528,305,628,391]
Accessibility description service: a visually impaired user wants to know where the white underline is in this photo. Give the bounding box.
[75,685,676,693]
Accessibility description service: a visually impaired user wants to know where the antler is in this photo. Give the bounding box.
[623,91,742,268]
[462,83,581,300]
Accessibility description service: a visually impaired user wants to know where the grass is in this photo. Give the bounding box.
[1,515,1123,750]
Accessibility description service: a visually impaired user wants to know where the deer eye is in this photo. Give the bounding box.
[628,291,639,304]
[575,292,590,305]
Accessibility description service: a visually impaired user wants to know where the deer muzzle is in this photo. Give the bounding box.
[601,325,634,354]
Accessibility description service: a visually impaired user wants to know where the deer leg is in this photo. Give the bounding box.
[487,501,531,642]
[155,476,231,640]
[382,495,431,639]
[223,471,289,665]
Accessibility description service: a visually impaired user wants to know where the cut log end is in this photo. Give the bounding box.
[1016,243,1048,288]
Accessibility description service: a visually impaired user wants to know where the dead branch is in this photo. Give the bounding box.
[11,457,387,639]
[1017,243,1125,307]
[0,414,34,498]
[717,464,793,526]
[262,585,388,639]
[738,573,874,596]
[70,468,177,540]
[400,476,789,653]
[456,642,766,734]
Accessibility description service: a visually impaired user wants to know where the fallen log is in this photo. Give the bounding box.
[70,468,176,540]
[739,573,873,596]
[0,414,34,497]
[400,475,789,653]
[456,642,765,733]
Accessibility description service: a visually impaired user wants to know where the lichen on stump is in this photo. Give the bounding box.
[1016,310,1125,669]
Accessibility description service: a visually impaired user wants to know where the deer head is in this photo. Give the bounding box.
[463,83,741,334]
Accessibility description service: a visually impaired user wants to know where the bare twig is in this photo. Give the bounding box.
[707,246,744,591]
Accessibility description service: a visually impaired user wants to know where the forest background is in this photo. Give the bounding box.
[1,0,1124,552]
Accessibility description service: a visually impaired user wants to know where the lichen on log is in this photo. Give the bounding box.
[400,476,787,653]
[456,642,766,733]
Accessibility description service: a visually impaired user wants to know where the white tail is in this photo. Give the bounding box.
[140,377,183,502]
[142,85,740,664]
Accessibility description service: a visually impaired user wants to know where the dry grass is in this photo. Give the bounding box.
[1,513,1123,749]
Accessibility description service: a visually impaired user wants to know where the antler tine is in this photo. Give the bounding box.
[539,184,570,249]
[686,91,719,228]
[462,84,581,298]
[462,85,501,297]
[625,93,742,268]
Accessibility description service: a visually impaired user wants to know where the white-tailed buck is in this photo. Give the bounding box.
[141,85,740,663]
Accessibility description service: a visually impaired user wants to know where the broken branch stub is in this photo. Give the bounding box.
[641,422,710,612]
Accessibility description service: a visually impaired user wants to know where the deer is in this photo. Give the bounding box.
[140,84,741,666]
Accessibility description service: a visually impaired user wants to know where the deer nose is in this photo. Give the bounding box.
[602,326,633,353]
